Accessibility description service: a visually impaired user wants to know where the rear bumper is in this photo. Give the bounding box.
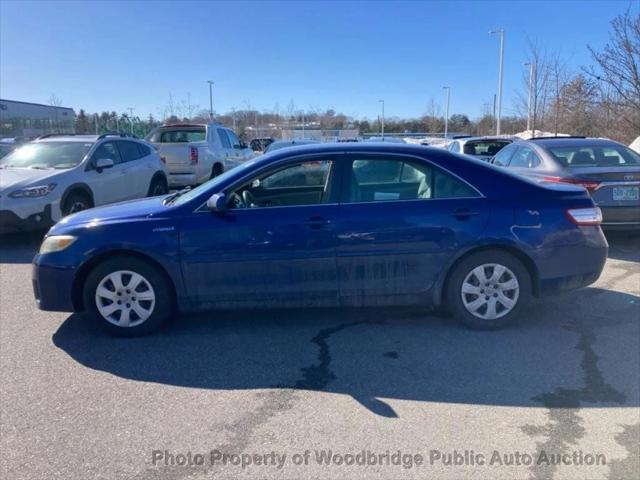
[0,205,53,234]
[534,227,608,297]
[32,255,76,312]
[599,205,639,227]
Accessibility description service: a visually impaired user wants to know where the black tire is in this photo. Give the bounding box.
[445,250,532,330]
[210,163,224,179]
[147,176,169,197]
[62,191,92,216]
[83,256,173,336]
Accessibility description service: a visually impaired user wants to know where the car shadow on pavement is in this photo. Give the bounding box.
[52,287,639,417]
[0,232,45,264]
[605,231,640,262]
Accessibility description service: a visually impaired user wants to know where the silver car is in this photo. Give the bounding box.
[448,136,514,162]
[492,136,640,230]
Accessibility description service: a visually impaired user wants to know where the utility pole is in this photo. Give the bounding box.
[443,86,451,138]
[128,107,135,135]
[489,29,505,135]
[524,62,534,133]
[378,100,385,139]
[207,80,214,120]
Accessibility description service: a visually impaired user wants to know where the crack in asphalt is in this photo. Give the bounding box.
[521,319,627,480]
[294,321,365,390]
[607,423,640,479]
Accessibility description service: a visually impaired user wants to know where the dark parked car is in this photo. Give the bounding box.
[33,143,607,336]
[249,137,274,152]
[491,137,640,230]
[448,136,514,162]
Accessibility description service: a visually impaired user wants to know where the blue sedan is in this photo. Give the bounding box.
[33,143,608,335]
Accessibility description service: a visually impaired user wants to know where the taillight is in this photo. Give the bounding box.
[566,207,603,226]
[190,147,198,165]
[542,176,600,192]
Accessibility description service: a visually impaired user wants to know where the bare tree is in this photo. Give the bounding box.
[586,8,640,138]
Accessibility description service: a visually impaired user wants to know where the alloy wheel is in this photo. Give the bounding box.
[461,263,520,320]
[95,270,156,327]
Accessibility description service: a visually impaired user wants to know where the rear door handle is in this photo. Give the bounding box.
[304,216,331,229]
[451,208,479,220]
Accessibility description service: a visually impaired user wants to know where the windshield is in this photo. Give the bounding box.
[464,140,510,156]
[0,142,92,169]
[548,144,640,167]
[171,159,262,206]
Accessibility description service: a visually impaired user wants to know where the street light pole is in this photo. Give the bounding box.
[489,29,505,135]
[128,107,135,135]
[379,100,385,139]
[524,62,534,133]
[443,86,451,138]
[207,80,214,120]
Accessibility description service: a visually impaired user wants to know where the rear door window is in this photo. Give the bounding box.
[507,146,541,168]
[492,144,516,166]
[218,129,232,149]
[226,130,242,149]
[117,141,143,163]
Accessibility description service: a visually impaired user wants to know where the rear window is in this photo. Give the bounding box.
[150,129,206,143]
[548,144,640,167]
[463,140,510,156]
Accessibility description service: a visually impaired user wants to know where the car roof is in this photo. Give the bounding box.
[518,137,621,148]
[35,135,101,143]
[457,136,514,143]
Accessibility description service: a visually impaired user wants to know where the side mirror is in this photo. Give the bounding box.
[95,158,114,172]
[206,193,227,212]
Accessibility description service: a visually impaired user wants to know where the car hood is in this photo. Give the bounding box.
[0,167,60,191]
[56,196,169,228]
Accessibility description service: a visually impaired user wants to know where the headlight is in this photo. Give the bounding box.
[9,183,57,199]
[39,235,77,254]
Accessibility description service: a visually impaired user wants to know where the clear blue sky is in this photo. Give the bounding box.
[0,0,634,120]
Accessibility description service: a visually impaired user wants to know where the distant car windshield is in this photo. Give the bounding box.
[0,142,92,169]
[265,140,318,153]
[464,140,510,156]
[548,144,640,168]
[149,128,206,143]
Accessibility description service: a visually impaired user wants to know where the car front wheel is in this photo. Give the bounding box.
[446,250,531,330]
[83,257,173,336]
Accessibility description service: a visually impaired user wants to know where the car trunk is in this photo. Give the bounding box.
[153,142,205,167]
[568,167,640,220]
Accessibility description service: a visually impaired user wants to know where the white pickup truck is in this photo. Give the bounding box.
[145,123,254,187]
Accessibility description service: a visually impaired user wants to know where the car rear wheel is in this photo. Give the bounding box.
[83,257,173,336]
[148,176,168,197]
[210,163,223,179]
[62,191,92,216]
[446,250,531,330]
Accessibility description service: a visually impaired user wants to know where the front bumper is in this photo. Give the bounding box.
[0,205,54,234]
[32,254,76,312]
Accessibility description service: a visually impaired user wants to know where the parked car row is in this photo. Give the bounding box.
[488,136,640,230]
[145,123,254,188]
[0,133,169,233]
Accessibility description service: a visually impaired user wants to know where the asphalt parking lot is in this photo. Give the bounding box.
[0,232,638,480]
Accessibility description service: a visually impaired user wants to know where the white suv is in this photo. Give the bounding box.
[145,123,254,187]
[0,133,168,233]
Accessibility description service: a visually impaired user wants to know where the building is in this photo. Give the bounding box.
[280,128,360,142]
[0,99,76,138]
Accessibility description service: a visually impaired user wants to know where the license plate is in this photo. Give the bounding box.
[613,186,639,201]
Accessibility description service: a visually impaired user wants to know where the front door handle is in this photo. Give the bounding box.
[451,208,479,220]
[304,216,331,229]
